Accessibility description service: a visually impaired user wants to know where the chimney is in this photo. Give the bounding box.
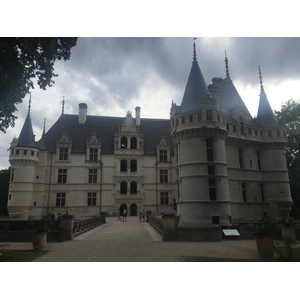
[78,103,88,124]
[135,106,141,126]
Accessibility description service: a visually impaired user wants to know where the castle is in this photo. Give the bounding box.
[7,43,293,227]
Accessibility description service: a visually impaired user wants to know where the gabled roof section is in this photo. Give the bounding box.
[217,53,254,123]
[42,114,173,155]
[180,42,211,114]
[17,95,37,148]
[256,66,280,127]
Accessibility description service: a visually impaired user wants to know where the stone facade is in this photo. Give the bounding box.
[7,44,292,227]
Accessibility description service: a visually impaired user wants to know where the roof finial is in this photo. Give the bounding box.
[258,65,263,87]
[225,51,230,78]
[28,93,32,116]
[62,96,65,115]
[193,38,197,62]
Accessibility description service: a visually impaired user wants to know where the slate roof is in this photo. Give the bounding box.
[180,45,211,114]
[40,114,173,155]
[256,85,280,127]
[17,114,37,149]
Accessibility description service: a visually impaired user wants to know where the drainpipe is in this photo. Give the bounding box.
[47,153,53,214]
[155,162,158,214]
[99,154,103,215]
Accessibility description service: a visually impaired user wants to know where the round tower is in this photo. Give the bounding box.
[171,42,231,228]
[8,96,40,219]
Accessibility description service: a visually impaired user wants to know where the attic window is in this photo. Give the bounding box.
[206,110,212,121]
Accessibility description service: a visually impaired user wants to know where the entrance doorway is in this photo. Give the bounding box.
[130,203,137,216]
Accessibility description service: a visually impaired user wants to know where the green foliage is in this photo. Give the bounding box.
[275,100,300,218]
[256,214,278,237]
[0,168,10,216]
[275,238,294,261]
[0,37,77,132]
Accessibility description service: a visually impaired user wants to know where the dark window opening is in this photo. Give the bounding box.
[120,160,127,172]
[130,181,137,194]
[130,160,137,172]
[130,137,137,149]
[121,136,127,149]
[120,182,127,194]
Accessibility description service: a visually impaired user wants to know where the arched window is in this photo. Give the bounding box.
[120,160,127,172]
[130,181,137,194]
[130,159,137,172]
[121,136,127,149]
[130,136,137,149]
[120,181,127,194]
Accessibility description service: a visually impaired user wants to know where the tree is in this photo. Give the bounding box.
[275,99,300,218]
[0,37,77,132]
[0,168,10,216]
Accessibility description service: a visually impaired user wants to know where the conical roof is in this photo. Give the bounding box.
[17,114,37,148]
[256,67,280,127]
[180,43,210,114]
[16,95,37,148]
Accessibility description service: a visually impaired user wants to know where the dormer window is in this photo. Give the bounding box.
[59,148,69,161]
[121,136,127,149]
[130,137,137,149]
[206,110,213,121]
[89,148,98,161]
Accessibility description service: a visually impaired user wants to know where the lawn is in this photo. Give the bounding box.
[0,249,48,262]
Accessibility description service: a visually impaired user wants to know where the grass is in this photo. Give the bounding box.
[0,249,49,262]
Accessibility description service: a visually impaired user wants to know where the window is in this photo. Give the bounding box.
[130,137,137,149]
[209,178,217,200]
[121,136,127,149]
[233,125,236,133]
[160,192,169,205]
[58,169,67,184]
[89,148,98,161]
[16,149,19,155]
[181,116,185,124]
[130,181,137,194]
[88,169,97,184]
[206,138,214,162]
[31,151,34,156]
[160,170,168,183]
[238,148,243,168]
[242,182,247,202]
[257,151,261,170]
[120,160,127,172]
[59,148,68,160]
[206,110,213,121]
[10,168,14,182]
[87,192,97,206]
[277,130,281,137]
[189,115,193,122]
[24,150,27,155]
[159,150,168,162]
[56,193,66,207]
[120,181,127,194]
[248,128,252,135]
[130,160,137,172]
[212,216,220,225]
[255,130,258,137]
[207,165,215,175]
[260,183,265,202]
[239,116,244,134]
[268,130,272,137]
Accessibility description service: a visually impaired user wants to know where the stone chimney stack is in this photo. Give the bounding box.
[78,103,88,124]
[135,106,141,126]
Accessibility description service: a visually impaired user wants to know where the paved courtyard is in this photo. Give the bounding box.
[0,216,267,262]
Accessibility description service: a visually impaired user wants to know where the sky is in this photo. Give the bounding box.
[1,37,300,170]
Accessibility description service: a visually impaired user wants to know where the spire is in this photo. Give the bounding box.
[17,95,37,148]
[62,96,65,115]
[193,38,197,62]
[27,93,32,117]
[225,51,230,78]
[180,40,211,114]
[43,117,46,136]
[256,66,279,127]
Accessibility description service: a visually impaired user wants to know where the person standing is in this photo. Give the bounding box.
[122,208,127,222]
[142,210,145,222]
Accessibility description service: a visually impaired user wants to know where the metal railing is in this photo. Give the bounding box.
[148,214,163,235]
[74,216,105,236]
